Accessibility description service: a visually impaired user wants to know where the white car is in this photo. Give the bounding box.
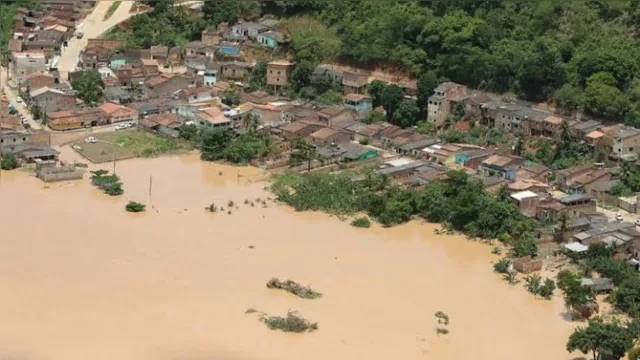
[616,213,624,222]
[16,97,23,104]
[85,137,97,143]
[115,123,128,130]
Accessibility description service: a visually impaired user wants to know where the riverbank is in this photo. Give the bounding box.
[0,153,577,360]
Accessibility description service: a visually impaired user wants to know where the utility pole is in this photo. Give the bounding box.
[148,174,153,205]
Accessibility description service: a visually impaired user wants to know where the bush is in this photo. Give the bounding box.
[350,216,371,228]
[266,278,322,299]
[125,201,146,212]
[0,153,18,170]
[103,182,124,196]
[205,203,217,212]
[261,311,318,333]
[538,278,556,299]
[90,169,124,196]
[493,258,511,274]
[510,236,538,258]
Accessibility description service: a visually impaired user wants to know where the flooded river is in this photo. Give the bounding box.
[0,152,577,360]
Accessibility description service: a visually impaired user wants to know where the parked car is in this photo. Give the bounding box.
[76,31,84,39]
[616,213,624,222]
[115,123,128,130]
[85,137,97,143]
[16,97,23,104]
[635,219,640,226]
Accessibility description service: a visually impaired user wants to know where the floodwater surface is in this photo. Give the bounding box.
[0,152,577,360]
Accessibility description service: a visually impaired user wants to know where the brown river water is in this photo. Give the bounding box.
[0,150,579,360]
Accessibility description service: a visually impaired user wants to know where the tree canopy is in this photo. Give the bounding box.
[71,69,104,107]
[233,0,640,124]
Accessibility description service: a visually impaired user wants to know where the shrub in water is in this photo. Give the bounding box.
[350,216,371,228]
[125,201,146,212]
[261,311,318,333]
[493,258,511,274]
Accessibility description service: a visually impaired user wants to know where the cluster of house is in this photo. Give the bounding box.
[427,82,640,161]
[8,1,93,64]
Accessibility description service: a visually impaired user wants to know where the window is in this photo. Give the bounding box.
[277,71,281,75]
[631,147,635,152]
[22,137,26,141]
[269,70,272,74]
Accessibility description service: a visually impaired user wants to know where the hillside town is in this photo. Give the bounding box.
[4,0,640,357]
[2,3,640,224]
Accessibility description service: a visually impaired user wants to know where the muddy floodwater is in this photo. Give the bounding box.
[0,152,577,360]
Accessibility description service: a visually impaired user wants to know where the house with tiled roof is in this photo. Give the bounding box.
[195,106,231,129]
[100,102,139,124]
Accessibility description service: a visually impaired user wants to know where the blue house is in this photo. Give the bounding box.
[256,31,287,48]
[344,93,372,118]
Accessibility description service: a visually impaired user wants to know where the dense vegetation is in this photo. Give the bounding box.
[272,170,537,249]
[522,122,591,169]
[90,170,124,196]
[71,69,104,107]
[0,153,18,170]
[197,115,276,164]
[107,0,206,49]
[196,0,640,126]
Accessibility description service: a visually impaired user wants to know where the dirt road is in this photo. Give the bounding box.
[58,1,136,80]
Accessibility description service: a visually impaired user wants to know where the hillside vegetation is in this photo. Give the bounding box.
[202,0,640,126]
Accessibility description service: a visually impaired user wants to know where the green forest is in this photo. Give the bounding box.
[197,0,640,127]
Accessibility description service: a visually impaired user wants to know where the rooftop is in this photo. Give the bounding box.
[269,59,292,66]
[560,193,594,204]
[197,107,230,124]
[344,93,371,102]
[511,190,539,201]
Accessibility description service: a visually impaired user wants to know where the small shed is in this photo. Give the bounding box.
[581,278,614,293]
[564,242,589,253]
[512,256,543,274]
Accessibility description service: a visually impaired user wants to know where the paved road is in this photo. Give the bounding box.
[58,0,203,79]
[0,66,41,130]
[58,1,136,80]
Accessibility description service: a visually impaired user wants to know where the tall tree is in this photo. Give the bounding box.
[417,71,438,119]
[200,127,232,161]
[367,80,387,108]
[71,69,104,107]
[289,138,319,172]
[381,84,404,119]
[248,59,268,91]
[567,318,633,360]
[290,61,314,93]
[391,99,420,128]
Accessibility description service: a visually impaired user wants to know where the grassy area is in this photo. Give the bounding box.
[71,130,193,163]
[103,1,121,21]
